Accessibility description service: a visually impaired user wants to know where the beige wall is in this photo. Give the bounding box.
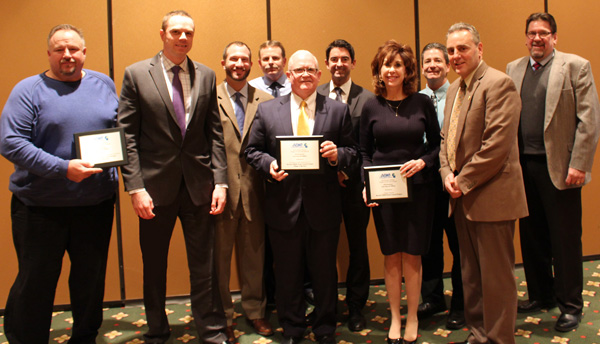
[0,0,599,307]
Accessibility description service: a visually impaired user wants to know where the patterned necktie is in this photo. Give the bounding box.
[532,62,542,71]
[269,81,281,97]
[297,101,310,135]
[447,81,466,171]
[233,92,245,134]
[334,87,343,102]
[171,66,186,138]
[431,93,438,113]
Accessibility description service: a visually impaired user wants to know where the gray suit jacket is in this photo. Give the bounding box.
[216,82,272,221]
[118,53,227,206]
[507,50,600,190]
[317,81,373,180]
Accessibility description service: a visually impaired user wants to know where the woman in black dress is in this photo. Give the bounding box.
[360,40,440,344]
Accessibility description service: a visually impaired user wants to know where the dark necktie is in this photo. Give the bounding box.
[532,62,542,71]
[233,92,245,134]
[171,66,186,137]
[334,87,343,102]
[269,81,281,97]
[431,93,438,112]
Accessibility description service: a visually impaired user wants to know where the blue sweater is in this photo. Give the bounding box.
[0,70,118,206]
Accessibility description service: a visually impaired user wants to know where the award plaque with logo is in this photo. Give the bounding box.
[364,164,412,203]
[74,127,128,168]
[276,135,324,174]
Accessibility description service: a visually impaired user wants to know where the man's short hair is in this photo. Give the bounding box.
[447,22,481,45]
[162,10,193,31]
[325,39,355,61]
[421,43,449,64]
[222,41,252,61]
[526,12,557,33]
[47,24,85,47]
[258,40,286,59]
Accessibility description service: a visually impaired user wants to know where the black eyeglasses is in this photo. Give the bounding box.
[526,31,553,39]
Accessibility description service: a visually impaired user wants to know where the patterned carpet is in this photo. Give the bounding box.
[1,260,599,344]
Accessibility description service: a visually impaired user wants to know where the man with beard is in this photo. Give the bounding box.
[417,43,465,330]
[316,39,373,332]
[215,41,274,342]
[250,40,291,97]
[506,12,600,332]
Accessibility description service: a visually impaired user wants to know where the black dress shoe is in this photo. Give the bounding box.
[555,313,581,332]
[317,334,336,344]
[281,335,303,344]
[348,309,366,331]
[446,310,466,330]
[517,299,556,313]
[417,301,447,319]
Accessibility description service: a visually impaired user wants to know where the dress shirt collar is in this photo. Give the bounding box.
[460,60,483,89]
[291,90,317,116]
[225,82,248,100]
[425,80,450,100]
[264,73,288,88]
[529,50,555,69]
[161,52,189,73]
[328,78,352,103]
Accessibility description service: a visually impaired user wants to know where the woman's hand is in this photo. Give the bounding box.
[399,159,425,178]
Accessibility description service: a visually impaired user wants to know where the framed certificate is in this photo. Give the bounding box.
[74,127,128,168]
[276,135,324,174]
[364,164,412,203]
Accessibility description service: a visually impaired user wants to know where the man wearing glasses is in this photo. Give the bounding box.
[507,12,600,332]
[245,50,358,344]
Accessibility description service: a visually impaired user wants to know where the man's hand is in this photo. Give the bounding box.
[320,140,338,164]
[362,187,379,207]
[210,187,227,215]
[66,159,103,183]
[565,167,586,186]
[132,190,155,219]
[444,173,463,199]
[270,160,288,181]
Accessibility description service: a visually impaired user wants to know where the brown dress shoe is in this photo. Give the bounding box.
[225,326,236,343]
[249,318,274,336]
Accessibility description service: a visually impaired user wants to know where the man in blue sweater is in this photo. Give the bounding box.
[0,24,118,344]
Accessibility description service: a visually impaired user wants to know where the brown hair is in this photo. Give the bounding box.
[371,40,417,97]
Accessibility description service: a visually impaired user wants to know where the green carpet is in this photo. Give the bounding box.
[1,261,599,343]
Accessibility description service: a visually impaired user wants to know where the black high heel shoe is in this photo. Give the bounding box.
[403,339,417,344]
[387,338,403,344]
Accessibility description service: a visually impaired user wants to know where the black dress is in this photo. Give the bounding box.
[360,93,440,255]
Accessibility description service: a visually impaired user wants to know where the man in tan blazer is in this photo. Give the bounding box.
[506,12,600,332]
[441,23,528,344]
[215,41,274,343]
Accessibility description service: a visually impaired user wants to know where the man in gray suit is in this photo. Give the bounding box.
[506,12,600,332]
[215,41,274,342]
[118,10,229,344]
[316,39,373,332]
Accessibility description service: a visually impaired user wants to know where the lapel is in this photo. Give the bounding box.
[148,53,183,144]
[545,51,566,131]
[244,86,261,141]
[313,94,329,135]
[277,95,294,136]
[187,58,200,123]
[216,82,241,138]
[455,61,488,146]
[347,82,360,115]
[511,57,529,94]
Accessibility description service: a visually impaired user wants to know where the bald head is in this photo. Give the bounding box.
[286,50,321,99]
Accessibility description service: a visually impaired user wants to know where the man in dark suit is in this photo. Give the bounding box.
[440,23,528,344]
[215,41,274,342]
[316,39,373,332]
[506,12,600,332]
[117,10,229,344]
[245,50,358,344]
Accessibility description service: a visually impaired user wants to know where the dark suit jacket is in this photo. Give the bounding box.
[317,81,374,180]
[506,50,600,190]
[244,93,359,231]
[118,53,227,206]
[216,82,272,221]
[439,61,528,222]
